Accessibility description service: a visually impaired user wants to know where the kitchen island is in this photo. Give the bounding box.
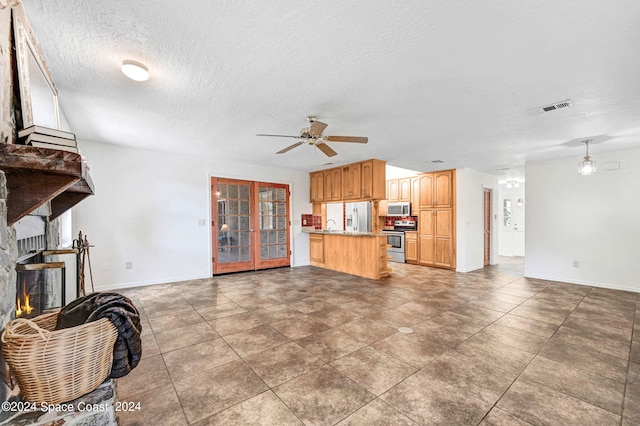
[306,230,391,280]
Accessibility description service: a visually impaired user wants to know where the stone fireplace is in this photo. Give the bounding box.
[0,4,104,420]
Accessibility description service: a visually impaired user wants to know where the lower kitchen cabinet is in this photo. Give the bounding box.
[309,234,324,264]
[405,231,418,264]
[418,209,455,269]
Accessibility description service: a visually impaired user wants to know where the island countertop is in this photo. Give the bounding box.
[303,230,386,237]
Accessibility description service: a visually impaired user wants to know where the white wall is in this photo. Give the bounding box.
[456,168,500,273]
[525,148,640,292]
[73,140,311,291]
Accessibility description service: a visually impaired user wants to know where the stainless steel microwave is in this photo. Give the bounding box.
[387,202,411,216]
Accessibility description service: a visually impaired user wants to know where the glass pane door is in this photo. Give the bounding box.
[256,183,290,269]
[212,178,254,273]
[211,178,290,274]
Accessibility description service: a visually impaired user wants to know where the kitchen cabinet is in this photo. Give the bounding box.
[361,159,386,200]
[310,171,324,203]
[378,199,388,216]
[399,178,411,202]
[310,159,385,203]
[411,177,420,216]
[387,180,399,202]
[386,177,412,204]
[418,170,454,208]
[418,208,455,269]
[309,233,324,264]
[324,168,342,201]
[342,163,362,200]
[405,231,418,264]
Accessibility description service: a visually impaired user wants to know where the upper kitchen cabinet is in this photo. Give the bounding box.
[411,177,420,215]
[310,171,324,202]
[418,169,454,209]
[324,167,342,201]
[342,162,361,200]
[361,159,386,200]
[309,159,385,203]
[386,177,410,203]
[387,179,399,202]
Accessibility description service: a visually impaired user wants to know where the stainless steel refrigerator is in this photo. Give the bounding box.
[345,201,372,233]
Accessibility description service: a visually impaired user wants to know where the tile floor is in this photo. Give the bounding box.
[114,258,640,425]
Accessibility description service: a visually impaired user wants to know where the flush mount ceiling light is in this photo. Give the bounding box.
[578,139,596,175]
[121,60,149,81]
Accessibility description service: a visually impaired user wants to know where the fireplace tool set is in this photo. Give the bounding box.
[73,231,95,296]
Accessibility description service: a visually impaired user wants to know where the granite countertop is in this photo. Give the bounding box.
[303,230,386,237]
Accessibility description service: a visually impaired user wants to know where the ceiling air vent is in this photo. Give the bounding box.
[527,99,573,115]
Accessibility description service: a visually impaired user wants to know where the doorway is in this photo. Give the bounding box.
[483,189,491,266]
[211,177,291,274]
[498,184,525,257]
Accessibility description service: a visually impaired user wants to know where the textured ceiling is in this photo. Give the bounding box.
[21,0,640,179]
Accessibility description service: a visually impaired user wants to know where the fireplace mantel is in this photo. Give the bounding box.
[0,143,94,225]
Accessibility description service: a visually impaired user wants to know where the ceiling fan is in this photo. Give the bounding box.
[257,116,368,157]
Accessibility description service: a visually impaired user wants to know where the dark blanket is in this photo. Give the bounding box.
[55,292,142,378]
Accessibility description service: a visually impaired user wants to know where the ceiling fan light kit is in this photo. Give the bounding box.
[257,116,368,157]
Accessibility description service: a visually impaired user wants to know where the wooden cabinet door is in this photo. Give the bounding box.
[309,234,324,264]
[310,172,324,202]
[418,173,433,208]
[411,177,420,215]
[361,160,373,199]
[324,168,342,201]
[433,170,453,207]
[361,159,386,200]
[399,178,411,202]
[405,231,418,263]
[332,168,342,200]
[434,209,453,267]
[418,209,434,265]
[378,199,388,216]
[387,179,399,202]
[343,163,361,200]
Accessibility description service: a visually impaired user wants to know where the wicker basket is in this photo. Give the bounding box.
[1,310,118,404]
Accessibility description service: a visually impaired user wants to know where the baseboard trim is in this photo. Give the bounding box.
[95,274,211,292]
[524,272,639,293]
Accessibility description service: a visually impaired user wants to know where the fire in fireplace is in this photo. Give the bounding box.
[15,258,65,319]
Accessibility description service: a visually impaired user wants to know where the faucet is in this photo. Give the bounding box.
[326,219,336,230]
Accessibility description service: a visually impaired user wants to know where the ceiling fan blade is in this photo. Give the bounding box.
[325,136,368,143]
[309,120,328,136]
[315,142,338,157]
[276,141,304,154]
[257,134,302,139]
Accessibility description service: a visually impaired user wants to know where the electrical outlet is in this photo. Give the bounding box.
[103,262,111,271]
[198,219,206,226]
[125,261,133,270]
[572,260,580,268]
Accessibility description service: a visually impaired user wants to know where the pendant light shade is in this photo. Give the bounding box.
[578,139,596,175]
[121,60,150,81]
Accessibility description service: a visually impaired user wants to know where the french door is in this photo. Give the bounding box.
[211,177,290,274]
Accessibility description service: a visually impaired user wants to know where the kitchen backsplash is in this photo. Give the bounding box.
[384,216,417,227]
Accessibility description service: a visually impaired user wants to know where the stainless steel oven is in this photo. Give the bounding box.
[383,219,417,263]
[383,230,405,263]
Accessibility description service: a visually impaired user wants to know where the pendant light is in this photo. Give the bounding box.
[578,139,596,175]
